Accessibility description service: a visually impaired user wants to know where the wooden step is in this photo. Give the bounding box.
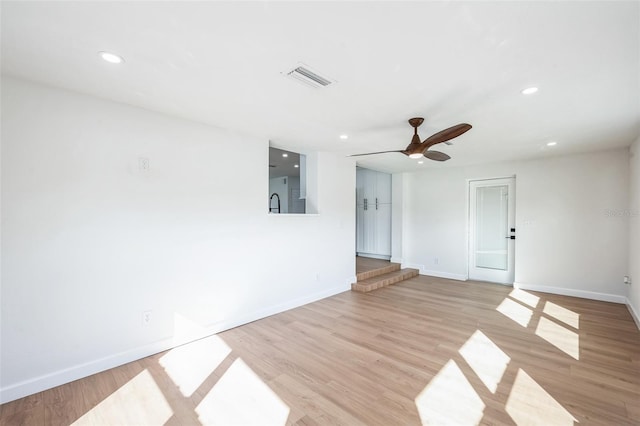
[351,268,419,293]
[356,262,401,281]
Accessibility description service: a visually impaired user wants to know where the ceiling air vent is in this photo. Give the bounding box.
[285,64,334,89]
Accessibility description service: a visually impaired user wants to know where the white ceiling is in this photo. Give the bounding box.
[2,1,639,173]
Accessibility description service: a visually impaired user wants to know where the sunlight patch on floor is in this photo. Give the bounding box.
[535,317,580,360]
[72,369,172,425]
[196,358,290,425]
[459,330,510,393]
[506,369,577,425]
[415,360,485,425]
[173,312,209,345]
[497,298,533,328]
[543,301,579,329]
[160,334,232,397]
[509,289,540,308]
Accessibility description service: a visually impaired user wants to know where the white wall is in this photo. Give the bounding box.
[402,149,630,301]
[628,138,640,326]
[0,77,356,402]
[391,173,403,263]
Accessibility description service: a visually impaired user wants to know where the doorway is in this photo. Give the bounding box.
[356,168,392,260]
[468,177,515,284]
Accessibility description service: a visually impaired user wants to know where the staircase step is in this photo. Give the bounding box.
[356,262,401,281]
[351,268,419,293]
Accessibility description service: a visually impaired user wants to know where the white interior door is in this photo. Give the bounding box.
[468,178,515,284]
[374,202,392,256]
[356,204,365,252]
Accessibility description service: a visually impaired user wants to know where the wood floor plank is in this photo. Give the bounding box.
[355,256,391,274]
[2,274,639,425]
[0,392,44,426]
[269,374,367,426]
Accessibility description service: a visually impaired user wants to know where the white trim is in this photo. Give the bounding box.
[267,213,320,217]
[467,175,517,183]
[357,253,391,261]
[0,281,350,404]
[346,275,358,286]
[390,257,403,264]
[402,263,468,281]
[468,177,516,284]
[626,298,640,330]
[513,282,626,304]
[402,262,423,271]
[0,339,172,405]
[421,269,468,281]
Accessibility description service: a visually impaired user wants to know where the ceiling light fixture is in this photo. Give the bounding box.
[282,153,288,158]
[409,153,423,159]
[521,87,538,95]
[418,160,424,164]
[99,51,124,64]
[340,134,349,140]
[547,141,557,146]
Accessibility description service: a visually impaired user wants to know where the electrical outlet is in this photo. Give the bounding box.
[624,276,631,285]
[142,310,152,326]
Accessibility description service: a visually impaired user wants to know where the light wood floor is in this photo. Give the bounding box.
[355,256,391,274]
[2,275,639,425]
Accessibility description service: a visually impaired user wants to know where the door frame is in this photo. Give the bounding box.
[467,176,516,285]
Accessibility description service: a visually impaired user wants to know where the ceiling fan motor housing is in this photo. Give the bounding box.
[405,117,425,156]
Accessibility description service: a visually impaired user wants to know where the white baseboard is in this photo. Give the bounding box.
[513,282,626,304]
[0,337,174,405]
[357,253,391,261]
[421,269,468,281]
[401,263,467,281]
[401,262,423,271]
[626,298,640,330]
[390,257,403,264]
[0,281,351,404]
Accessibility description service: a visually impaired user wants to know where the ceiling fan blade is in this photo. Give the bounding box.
[349,150,405,157]
[423,123,472,148]
[424,150,451,161]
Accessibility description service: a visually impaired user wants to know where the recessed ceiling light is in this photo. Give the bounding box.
[521,87,538,95]
[418,161,424,164]
[282,153,288,158]
[294,164,299,168]
[547,141,557,147]
[339,134,349,140]
[99,51,124,64]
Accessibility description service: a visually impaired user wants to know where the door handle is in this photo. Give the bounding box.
[505,236,515,240]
